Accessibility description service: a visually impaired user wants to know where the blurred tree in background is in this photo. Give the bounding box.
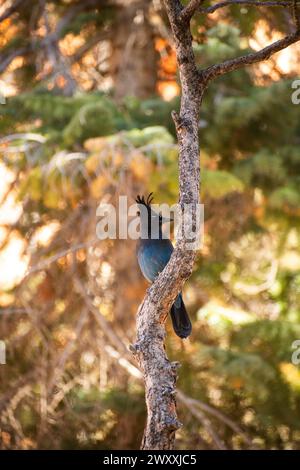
[0,0,300,450]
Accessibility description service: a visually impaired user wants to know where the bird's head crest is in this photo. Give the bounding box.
[135,193,154,208]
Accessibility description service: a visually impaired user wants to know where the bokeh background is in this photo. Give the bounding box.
[0,0,300,450]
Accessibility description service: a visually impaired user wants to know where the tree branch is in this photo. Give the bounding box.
[0,0,25,24]
[201,0,298,14]
[179,0,204,22]
[203,30,300,82]
[177,390,254,447]
[132,0,300,452]
[131,0,204,450]
[0,46,31,74]
[71,33,107,63]
[97,336,254,449]
[293,0,300,30]
[0,0,100,78]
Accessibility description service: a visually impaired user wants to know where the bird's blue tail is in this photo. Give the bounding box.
[170,294,192,339]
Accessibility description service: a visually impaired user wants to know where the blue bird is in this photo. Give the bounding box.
[135,193,192,339]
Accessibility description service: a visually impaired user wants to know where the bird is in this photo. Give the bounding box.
[135,193,192,339]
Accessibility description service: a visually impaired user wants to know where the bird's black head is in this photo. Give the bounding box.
[135,193,164,238]
[135,193,154,215]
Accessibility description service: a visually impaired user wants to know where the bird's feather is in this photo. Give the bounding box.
[136,194,192,339]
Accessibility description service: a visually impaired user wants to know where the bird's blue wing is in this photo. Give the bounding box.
[137,239,173,282]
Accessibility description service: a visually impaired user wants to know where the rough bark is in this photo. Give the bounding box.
[132,0,300,451]
[131,0,204,451]
[110,0,158,99]
[202,0,297,14]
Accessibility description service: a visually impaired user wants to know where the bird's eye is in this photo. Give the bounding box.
[137,211,140,216]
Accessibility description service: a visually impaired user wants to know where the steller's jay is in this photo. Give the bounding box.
[135,193,192,339]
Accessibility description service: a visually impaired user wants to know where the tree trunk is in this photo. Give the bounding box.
[131,0,204,450]
[132,0,300,452]
[110,0,158,100]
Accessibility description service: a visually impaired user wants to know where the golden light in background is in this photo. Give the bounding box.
[0,79,16,98]
[155,38,180,101]
[0,163,60,294]
[250,20,299,78]
[0,237,28,291]
[157,80,180,101]
[0,163,27,292]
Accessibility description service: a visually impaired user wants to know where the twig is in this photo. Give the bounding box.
[0,307,27,316]
[0,133,47,145]
[0,0,25,24]
[48,307,89,394]
[203,31,300,82]
[177,390,253,447]
[201,0,298,14]
[25,239,98,276]
[293,0,300,30]
[185,401,227,449]
[0,170,20,207]
[101,341,252,449]
[71,33,107,63]
[179,0,204,22]
[74,277,130,357]
[0,46,31,74]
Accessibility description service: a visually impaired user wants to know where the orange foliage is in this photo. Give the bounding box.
[155,38,179,101]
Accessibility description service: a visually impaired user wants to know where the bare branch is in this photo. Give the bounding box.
[179,0,204,22]
[0,307,27,315]
[25,239,98,276]
[0,0,99,78]
[177,390,254,447]
[99,339,254,449]
[71,278,255,450]
[48,307,89,394]
[202,0,298,14]
[40,0,99,44]
[0,0,25,24]
[293,0,300,30]
[182,399,227,449]
[74,277,130,357]
[203,30,300,82]
[71,33,107,63]
[0,46,31,74]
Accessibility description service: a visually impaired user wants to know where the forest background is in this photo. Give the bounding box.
[0,0,300,450]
